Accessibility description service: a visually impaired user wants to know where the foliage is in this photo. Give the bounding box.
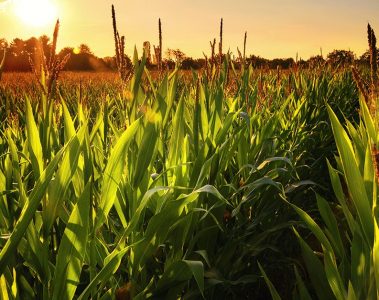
[287,24,379,300]
[326,49,355,68]
[2,14,376,300]
[0,45,362,299]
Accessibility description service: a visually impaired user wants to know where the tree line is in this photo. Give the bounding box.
[0,35,375,72]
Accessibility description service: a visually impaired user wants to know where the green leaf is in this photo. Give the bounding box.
[324,245,347,300]
[347,281,358,300]
[350,229,369,298]
[77,243,139,300]
[95,118,141,230]
[44,127,85,234]
[132,121,158,189]
[258,261,281,300]
[61,99,76,142]
[327,105,373,245]
[167,93,185,167]
[293,228,334,300]
[26,98,43,178]
[294,266,312,300]
[52,183,91,300]
[316,194,345,258]
[359,97,376,142]
[0,274,10,300]
[373,209,379,300]
[0,136,74,274]
[327,159,356,233]
[156,260,204,298]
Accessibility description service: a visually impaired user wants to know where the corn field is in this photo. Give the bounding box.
[0,12,379,300]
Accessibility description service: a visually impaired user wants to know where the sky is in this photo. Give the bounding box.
[0,0,379,59]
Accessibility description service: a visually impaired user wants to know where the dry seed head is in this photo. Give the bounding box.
[112,5,121,68]
[203,52,209,79]
[111,5,130,82]
[243,31,247,60]
[48,19,59,70]
[351,66,370,105]
[210,38,216,64]
[219,18,223,65]
[237,47,242,62]
[368,24,378,95]
[158,18,162,71]
[30,24,69,99]
[195,77,200,103]
[29,54,46,94]
[368,24,373,53]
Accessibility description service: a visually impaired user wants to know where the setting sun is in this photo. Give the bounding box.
[14,0,57,27]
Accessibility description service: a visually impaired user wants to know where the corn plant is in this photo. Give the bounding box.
[0,12,364,300]
[286,24,379,300]
[29,20,70,99]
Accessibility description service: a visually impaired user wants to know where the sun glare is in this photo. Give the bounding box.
[14,0,57,27]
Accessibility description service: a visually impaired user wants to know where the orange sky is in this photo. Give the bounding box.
[0,0,379,59]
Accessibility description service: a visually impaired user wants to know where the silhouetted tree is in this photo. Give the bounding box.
[39,35,50,56]
[181,57,202,70]
[79,44,93,55]
[307,55,325,68]
[7,38,29,71]
[163,58,175,69]
[269,58,294,69]
[166,48,186,63]
[359,49,379,65]
[103,56,118,70]
[24,37,38,56]
[10,38,24,57]
[247,55,269,68]
[58,47,74,57]
[326,50,355,67]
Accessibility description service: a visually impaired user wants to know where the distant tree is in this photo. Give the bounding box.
[195,58,206,68]
[9,38,25,57]
[7,38,29,71]
[166,48,186,63]
[24,37,38,56]
[39,35,50,56]
[269,58,294,69]
[359,49,379,65]
[59,47,74,58]
[181,57,202,70]
[79,44,93,55]
[5,35,55,71]
[247,55,269,68]
[307,55,325,68]
[163,58,175,70]
[297,58,308,68]
[326,49,355,67]
[103,56,118,70]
